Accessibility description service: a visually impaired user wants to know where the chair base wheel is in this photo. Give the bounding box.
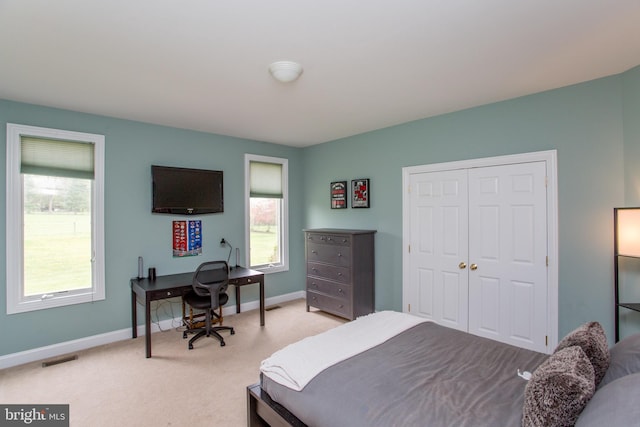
[220,341,226,347]
[230,329,235,335]
[183,331,188,339]
[188,343,194,350]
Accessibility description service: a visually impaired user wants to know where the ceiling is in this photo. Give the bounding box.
[1,1,639,147]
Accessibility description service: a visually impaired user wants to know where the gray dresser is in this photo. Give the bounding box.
[304,228,376,320]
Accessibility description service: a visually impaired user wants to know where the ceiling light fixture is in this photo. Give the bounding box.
[268,61,303,83]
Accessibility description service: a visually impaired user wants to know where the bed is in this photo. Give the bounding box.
[247,311,640,427]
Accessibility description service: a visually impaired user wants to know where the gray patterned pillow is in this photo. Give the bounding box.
[554,321,610,386]
[522,346,595,427]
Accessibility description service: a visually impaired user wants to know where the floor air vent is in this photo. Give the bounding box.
[42,355,78,367]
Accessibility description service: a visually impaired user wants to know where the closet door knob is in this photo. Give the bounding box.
[458,262,466,269]
[470,263,478,271]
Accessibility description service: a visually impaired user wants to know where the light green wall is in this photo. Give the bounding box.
[2,66,639,357]
[0,100,305,356]
[303,72,637,343]
[623,66,640,204]
[620,66,640,337]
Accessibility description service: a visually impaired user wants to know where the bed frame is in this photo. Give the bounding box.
[247,383,306,427]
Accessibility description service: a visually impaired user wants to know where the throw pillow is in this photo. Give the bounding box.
[522,346,595,427]
[554,321,609,386]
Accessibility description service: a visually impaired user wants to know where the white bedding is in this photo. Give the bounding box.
[260,310,428,391]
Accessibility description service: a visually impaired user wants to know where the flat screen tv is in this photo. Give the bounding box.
[151,165,223,215]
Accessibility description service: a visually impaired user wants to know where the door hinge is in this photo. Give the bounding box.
[408,303,411,312]
[545,335,548,346]
[545,176,548,187]
[408,244,411,253]
[546,256,549,267]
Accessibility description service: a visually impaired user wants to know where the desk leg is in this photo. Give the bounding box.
[131,290,137,339]
[259,278,265,326]
[145,300,152,358]
[235,286,241,314]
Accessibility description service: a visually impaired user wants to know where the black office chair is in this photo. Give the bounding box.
[182,260,235,348]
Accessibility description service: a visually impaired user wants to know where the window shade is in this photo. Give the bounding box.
[250,161,283,198]
[21,136,95,179]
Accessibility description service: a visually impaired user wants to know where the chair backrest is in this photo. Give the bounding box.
[192,260,229,308]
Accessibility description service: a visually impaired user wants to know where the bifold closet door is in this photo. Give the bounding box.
[406,161,549,352]
[467,162,548,352]
[407,169,469,332]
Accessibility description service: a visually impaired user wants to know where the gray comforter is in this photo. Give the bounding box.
[262,321,548,427]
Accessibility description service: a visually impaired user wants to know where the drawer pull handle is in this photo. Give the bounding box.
[337,272,342,276]
[247,279,252,283]
[338,253,342,257]
[312,250,317,254]
[338,288,343,293]
[338,304,344,308]
[312,296,317,301]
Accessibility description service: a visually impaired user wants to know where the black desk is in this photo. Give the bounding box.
[131,267,265,358]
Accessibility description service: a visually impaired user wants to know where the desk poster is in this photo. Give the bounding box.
[173,220,202,257]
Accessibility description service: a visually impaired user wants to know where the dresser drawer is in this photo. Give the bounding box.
[307,243,351,267]
[306,233,351,246]
[307,291,352,318]
[306,277,351,300]
[307,262,350,284]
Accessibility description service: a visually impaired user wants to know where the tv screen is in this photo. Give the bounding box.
[152,165,223,215]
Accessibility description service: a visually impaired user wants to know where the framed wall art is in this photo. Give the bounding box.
[173,220,202,257]
[351,178,370,208]
[330,181,348,209]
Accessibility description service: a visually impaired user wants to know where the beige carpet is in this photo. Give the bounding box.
[0,299,345,426]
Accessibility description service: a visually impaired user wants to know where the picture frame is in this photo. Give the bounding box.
[330,181,348,209]
[351,178,370,208]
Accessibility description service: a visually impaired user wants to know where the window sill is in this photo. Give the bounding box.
[7,292,105,315]
[251,265,289,275]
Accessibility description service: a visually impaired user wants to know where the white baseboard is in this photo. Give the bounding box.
[0,291,305,370]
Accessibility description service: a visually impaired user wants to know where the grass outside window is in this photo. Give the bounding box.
[23,213,92,295]
[250,225,279,267]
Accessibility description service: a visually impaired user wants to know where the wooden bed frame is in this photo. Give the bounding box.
[247,383,306,427]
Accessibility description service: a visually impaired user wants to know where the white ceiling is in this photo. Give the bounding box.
[1,1,639,147]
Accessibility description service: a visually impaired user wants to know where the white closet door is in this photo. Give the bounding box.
[408,169,469,331]
[467,162,548,352]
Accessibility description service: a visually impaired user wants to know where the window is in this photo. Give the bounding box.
[244,154,288,273]
[6,124,105,314]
